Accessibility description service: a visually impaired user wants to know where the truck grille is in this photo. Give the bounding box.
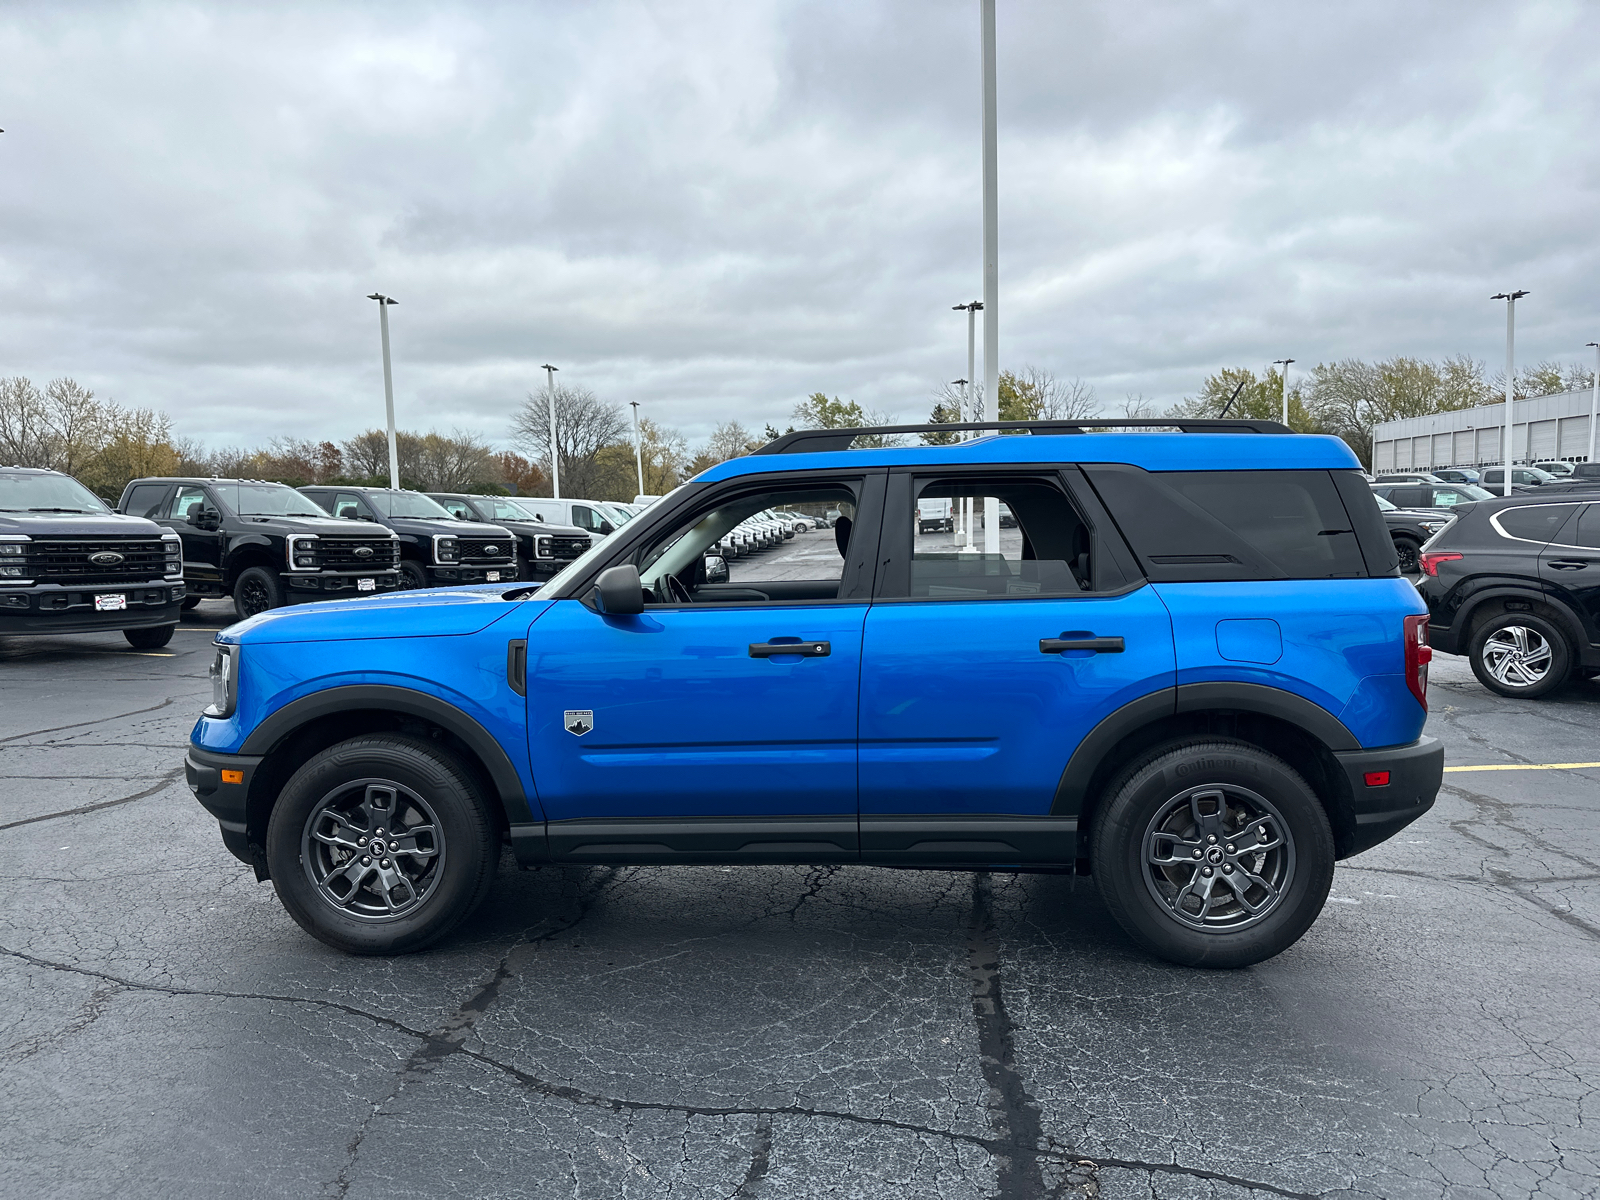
[319,538,399,570]
[29,539,176,586]
[457,537,516,565]
[551,535,589,560]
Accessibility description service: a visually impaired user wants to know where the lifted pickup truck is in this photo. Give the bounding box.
[297,486,517,590]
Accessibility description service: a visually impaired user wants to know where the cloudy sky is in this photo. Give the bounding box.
[1,0,1597,453]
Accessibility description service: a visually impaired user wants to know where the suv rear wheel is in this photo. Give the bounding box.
[265,735,497,954]
[1392,535,1421,575]
[1092,739,1335,968]
[1468,611,1572,699]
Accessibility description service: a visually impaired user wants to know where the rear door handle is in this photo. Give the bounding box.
[1548,559,1591,570]
[749,640,830,658]
[1040,635,1125,654]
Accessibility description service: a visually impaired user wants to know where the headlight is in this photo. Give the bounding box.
[0,565,24,578]
[535,535,552,559]
[286,535,319,571]
[162,536,182,575]
[433,535,459,564]
[205,643,240,718]
[0,544,23,556]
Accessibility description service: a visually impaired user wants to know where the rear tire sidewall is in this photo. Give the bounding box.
[1092,739,1335,969]
[233,566,285,618]
[124,624,176,649]
[266,736,497,954]
[1469,611,1571,699]
[1393,536,1420,575]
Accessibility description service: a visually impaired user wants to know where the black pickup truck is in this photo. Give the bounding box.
[296,486,517,589]
[424,492,591,581]
[2,466,184,648]
[119,477,401,618]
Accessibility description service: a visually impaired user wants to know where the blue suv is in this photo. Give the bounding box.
[184,419,1442,968]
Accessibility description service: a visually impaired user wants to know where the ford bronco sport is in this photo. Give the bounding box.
[185,419,1442,968]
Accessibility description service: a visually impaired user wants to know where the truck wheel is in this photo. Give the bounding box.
[1091,739,1335,969]
[1469,612,1572,699]
[265,735,498,955]
[398,560,429,590]
[180,595,202,611]
[124,624,175,649]
[1392,536,1421,575]
[233,567,284,618]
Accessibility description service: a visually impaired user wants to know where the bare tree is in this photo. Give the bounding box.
[0,376,51,466]
[512,383,627,499]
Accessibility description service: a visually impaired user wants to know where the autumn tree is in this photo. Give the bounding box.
[512,383,628,499]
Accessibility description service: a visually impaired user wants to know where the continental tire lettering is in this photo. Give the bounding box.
[1174,758,1259,778]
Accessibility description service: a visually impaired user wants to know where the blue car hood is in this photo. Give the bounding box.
[221,586,544,645]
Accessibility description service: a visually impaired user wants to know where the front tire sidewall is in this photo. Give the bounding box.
[398,560,429,590]
[1469,613,1572,699]
[124,624,176,649]
[266,736,497,954]
[233,566,285,619]
[1093,740,1335,969]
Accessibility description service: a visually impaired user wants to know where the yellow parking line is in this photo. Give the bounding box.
[1444,762,1600,773]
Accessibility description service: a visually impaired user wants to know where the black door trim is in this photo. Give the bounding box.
[545,816,859,864]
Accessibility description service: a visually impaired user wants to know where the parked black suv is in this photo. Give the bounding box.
[1416,495,1600,698]
[424,492,590,581]
[1374,494,1453,574]
[297,486,516,589]
[2,466,184,648]
[120,478,402,618]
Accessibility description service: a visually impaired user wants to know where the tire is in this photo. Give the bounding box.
[124,624,176,649]
[265,735,498,955]
[1468,611,1572,699]
[180,595,202,611]
[1091,739,1335,969]
[1393,536,1421,575]
[232,566,285,619]
[397,559,429,590]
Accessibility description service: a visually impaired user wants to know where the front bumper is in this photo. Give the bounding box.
[428,563,517,585]
[1333,735,1444,857]
[0,581,184,635]
[283,570,402,601]
[186,745,263,868]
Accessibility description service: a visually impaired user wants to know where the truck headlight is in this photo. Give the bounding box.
[535,535,552,559]
[205,643,240,718]
[433,536,459,564]
[286,535,319,571]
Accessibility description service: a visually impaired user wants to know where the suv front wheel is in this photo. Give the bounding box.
[1092,739,1335,968]
[265,735,498,954]
[1468,611,1572,699]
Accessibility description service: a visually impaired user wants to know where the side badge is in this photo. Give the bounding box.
[564,709,594,737]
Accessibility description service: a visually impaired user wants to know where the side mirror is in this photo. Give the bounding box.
[598,520,615,536]
[191,508,220,530]
[703,554,728,584]
[592,564,644,615]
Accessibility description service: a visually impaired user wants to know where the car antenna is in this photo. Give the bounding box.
[1217,379,1249,419]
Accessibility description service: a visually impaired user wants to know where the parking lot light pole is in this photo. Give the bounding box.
[1492,291,1528,497]
[366,293,400,491]
[980,0,1000,556]
[630,401,644,497]
[1587,342,1599,465]
[1273,358,1295,427]
[541,364,560,500]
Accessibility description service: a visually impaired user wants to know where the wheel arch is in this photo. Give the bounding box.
[1454,586,1591,654]
[238,685,531,851]
[225,539,280,585]
[1056,683,1364,862]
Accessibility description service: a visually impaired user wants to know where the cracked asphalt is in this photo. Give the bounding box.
[2,602,1598,1199]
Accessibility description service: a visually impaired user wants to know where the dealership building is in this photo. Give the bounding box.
[1370,387,1598,472]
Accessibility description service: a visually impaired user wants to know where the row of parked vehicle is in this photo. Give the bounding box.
[0,464,649,649]
[707,507,832,565]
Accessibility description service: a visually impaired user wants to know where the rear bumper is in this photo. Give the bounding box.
[186,745,262,867]
[1333,735,1444,857]
[0,581,184,635]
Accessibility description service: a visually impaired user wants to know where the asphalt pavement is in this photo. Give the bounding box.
[2,580,1598,1199]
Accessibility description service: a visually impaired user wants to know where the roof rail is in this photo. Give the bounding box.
[753,417,1292,456]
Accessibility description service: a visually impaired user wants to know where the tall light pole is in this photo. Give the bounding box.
[979,0,1000,555]
[541,363,560,500]
[1272,358,1295,427]
[1587,342,1599,466]
[953,302,982,430]
[630,401,644,498]
[1491,291,1528,496]
[949,377,972,547]
[366,293,400,490]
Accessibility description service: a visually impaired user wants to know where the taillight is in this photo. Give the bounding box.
[1404,614,1432,710]
[1419,551,1462,577]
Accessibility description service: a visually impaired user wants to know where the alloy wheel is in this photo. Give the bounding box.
[1480,625,1553,688]
[238,577,272,616]
[1141,784,1296,933]
[300,778,445,921]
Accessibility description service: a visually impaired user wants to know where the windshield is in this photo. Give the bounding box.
[0,472,110,513]
[1528,467,1556,481]
[1458,485,1494,500]
[211,482,328,517]
[367,491,455,519]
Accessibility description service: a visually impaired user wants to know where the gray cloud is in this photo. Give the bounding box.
[0,0,1596,454]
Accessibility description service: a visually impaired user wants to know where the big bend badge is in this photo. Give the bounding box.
[563,710,594,737]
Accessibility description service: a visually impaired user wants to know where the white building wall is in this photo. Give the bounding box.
[1371,388,1598,470]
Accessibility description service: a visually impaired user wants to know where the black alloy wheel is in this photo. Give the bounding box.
[232,566,284,618]
[397,560,429,590]
[1393,536,1421,575]
[1468,611,1573,699]
[123,624,176,649]
[265,735,497,954]
[1092,739,1335,968]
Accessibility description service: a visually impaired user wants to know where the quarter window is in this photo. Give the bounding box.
[123,483,170,519]
[1493,504,1581,544]
[1573,506,1600,549]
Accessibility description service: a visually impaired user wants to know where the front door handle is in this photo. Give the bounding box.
[1547,559,1591,570]
[1040,635,1124,654]
[749,640,831,658]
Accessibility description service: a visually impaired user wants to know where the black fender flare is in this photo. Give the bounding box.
[1050,681,1359,817]
[238,684,535,824]
[223,535,279,583]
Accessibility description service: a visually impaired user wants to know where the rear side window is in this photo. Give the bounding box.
[1085,466,1370,581]
[1389,487,1430,508]
[1492,504,1581,544]
[122,483,170,518]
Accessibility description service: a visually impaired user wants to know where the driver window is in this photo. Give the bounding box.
[169,486,208,521]
[636,484,859,605]
[443,500,472,520]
